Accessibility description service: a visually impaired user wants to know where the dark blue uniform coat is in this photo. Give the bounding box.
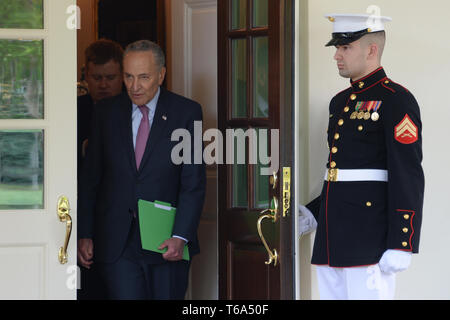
[307,67,424,267]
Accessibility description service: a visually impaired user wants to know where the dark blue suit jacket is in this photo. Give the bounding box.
[78,88,206,264]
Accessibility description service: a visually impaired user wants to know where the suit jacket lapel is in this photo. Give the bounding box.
[119,94,138,173]
[138,88,169,172]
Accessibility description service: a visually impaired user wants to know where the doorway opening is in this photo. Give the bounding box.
[76,0,167,300]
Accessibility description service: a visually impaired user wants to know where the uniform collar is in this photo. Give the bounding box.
[350,67,387,91]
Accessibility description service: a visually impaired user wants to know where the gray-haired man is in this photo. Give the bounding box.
[78,40,206,300]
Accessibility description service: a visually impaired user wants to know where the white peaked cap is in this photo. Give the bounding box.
[324,14,392,46]
[325,14,392,33]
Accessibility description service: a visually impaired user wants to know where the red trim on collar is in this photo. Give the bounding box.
[351,67,384,85]
[353,77,388,94]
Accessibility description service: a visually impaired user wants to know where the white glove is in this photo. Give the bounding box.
[298,205,317,236]
[378,249,412,274]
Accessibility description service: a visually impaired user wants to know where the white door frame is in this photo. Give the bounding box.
[169,0,218,299]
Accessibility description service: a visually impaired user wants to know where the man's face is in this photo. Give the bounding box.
[123,51,166,106]
[85,59,123,103]
[333,39,368,80]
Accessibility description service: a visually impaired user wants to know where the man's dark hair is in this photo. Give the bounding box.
[85,39,124,71]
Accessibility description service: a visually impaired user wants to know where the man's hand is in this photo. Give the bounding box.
[78,238,94,269]
[298,205,318,236]
[378,249,412,274]
[159,237,186,261]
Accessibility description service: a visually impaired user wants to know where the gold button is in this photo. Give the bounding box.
[366,202,372,207]
[358,82,364,89]
[403,228,409,233]
[338,119,344,126]
[350,94,357,100]
[358,125,363,131]
[402,242,408,247]
[330,161,336,168]
[329,114,333,118]
[384,80,390,84]
[331,147,338,154]
[334,133,340,140]
[403,214,410,220]
[367,28,372,33]
[344,106,350,112]
[328,17,335,22]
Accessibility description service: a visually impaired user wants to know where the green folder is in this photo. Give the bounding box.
[137,199,190,261]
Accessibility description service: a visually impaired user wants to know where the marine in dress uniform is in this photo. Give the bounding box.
[300,14,425,299]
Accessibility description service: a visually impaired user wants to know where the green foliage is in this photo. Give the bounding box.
[0,0,43,29]
[0,131,44,185]
[0,40,44,119]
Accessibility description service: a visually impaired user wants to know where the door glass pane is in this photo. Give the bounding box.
[231,128,248,208]
[0,130,44,209]
[0,39,44,119]
[253,37,268,118]
[0,0,44,29]
[231,39,247,118]
[231,0,246,30]
[253,0,268,28]
[254,128,269,208]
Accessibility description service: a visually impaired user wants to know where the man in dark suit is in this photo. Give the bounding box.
[78,39,124,166]
[77,39,124,300]
[78,40,206,300]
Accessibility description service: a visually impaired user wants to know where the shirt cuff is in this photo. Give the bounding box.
[173,235,188,243]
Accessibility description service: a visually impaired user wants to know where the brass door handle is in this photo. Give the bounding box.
[57,196,72,264]
[256,197,279,266]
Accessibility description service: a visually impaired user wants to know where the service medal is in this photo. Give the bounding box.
[350,112,357,119]
[364,112,371,120]
[357,111,364,119]
[371,112,380,121]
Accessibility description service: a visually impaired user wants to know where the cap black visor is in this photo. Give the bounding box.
[325,29,370,47]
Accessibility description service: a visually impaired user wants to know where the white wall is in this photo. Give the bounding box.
[303,0,450,299]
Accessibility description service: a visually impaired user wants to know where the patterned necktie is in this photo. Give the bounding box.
[135,105,150,169]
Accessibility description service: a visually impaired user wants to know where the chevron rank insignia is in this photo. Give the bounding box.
[395,114,418,144]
